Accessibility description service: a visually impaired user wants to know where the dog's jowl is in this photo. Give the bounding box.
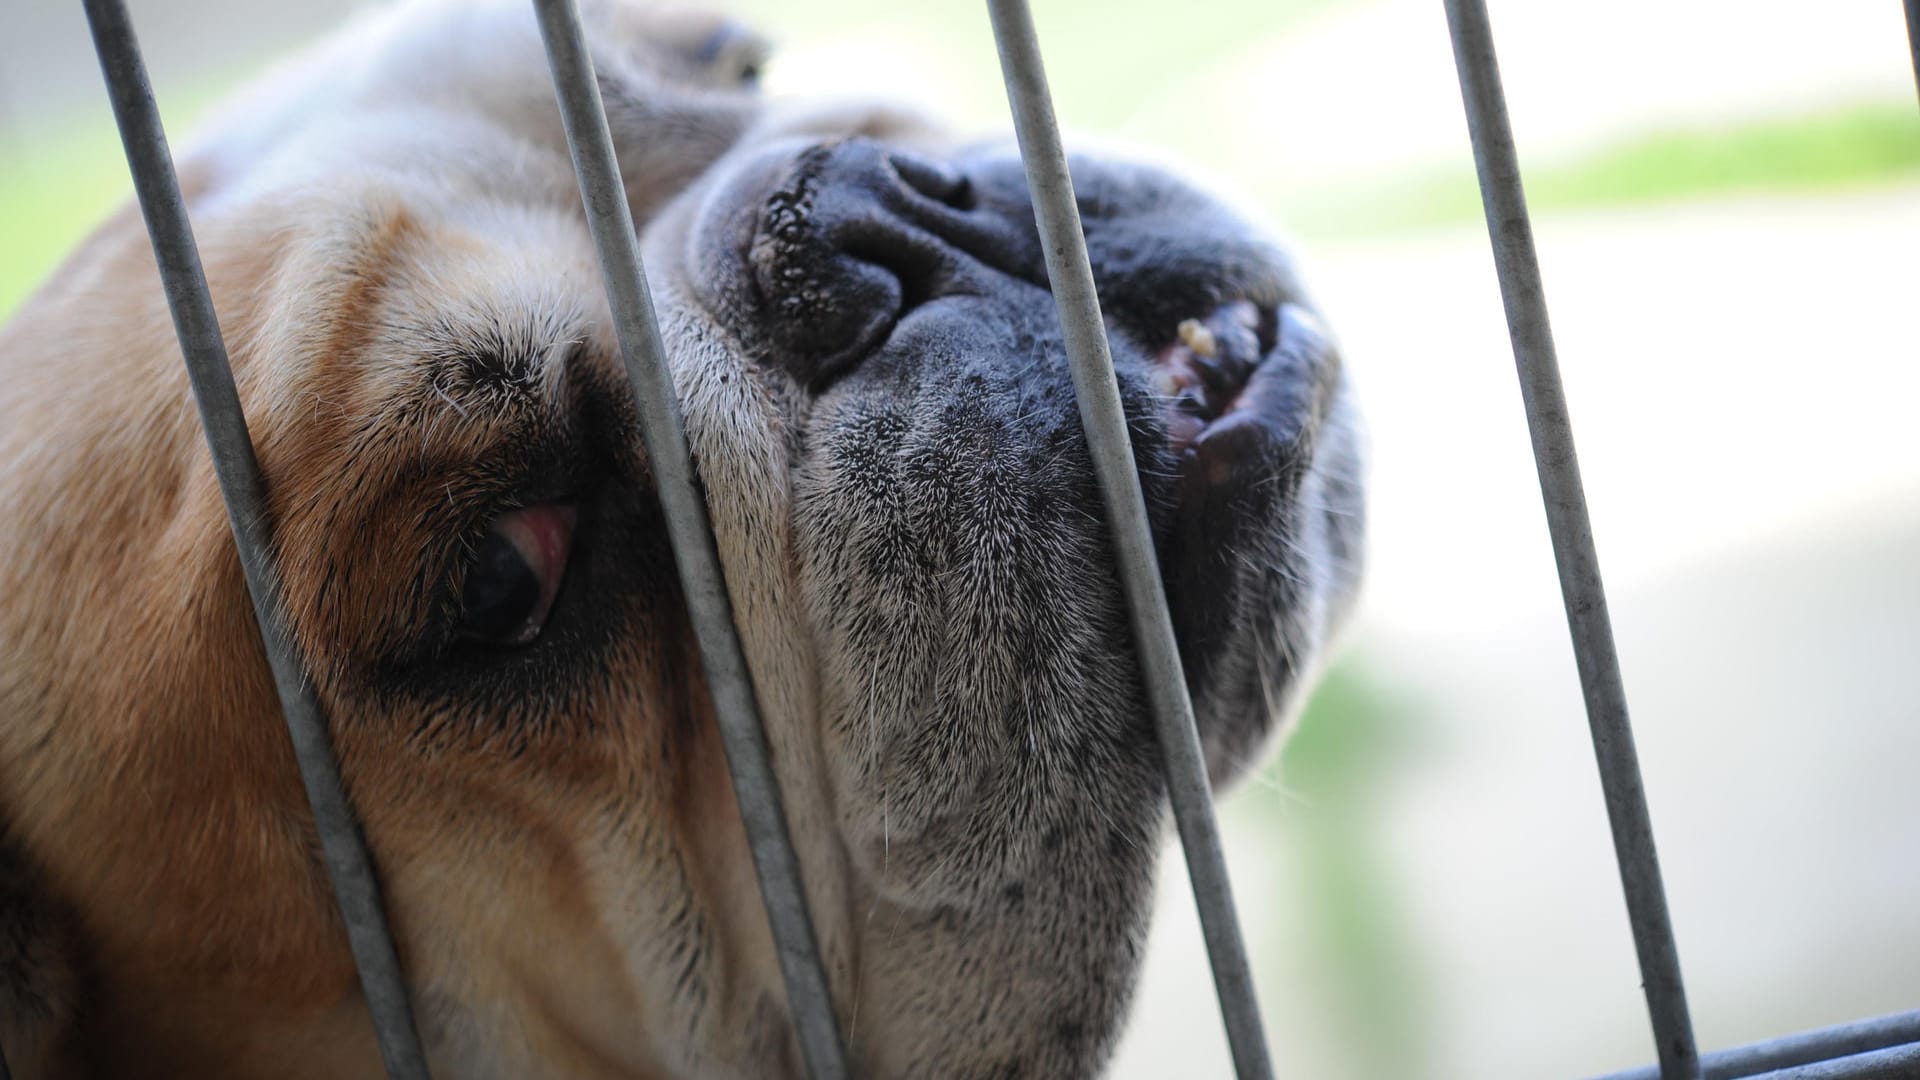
[0,2,1364,1076]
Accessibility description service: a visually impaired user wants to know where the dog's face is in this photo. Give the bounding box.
[0,3,1363,1077]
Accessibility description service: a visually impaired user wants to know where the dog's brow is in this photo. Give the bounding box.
[420,317,580,402]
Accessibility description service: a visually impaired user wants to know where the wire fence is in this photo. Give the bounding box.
[1439,0,1702,1071]
[985,2,1273,1074]
[80,0,432,1074]
[527,2,854,1074]
[6,0,1911,1077]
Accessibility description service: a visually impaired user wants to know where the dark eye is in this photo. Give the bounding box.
[695,21,770,89]
[458,504,576,646]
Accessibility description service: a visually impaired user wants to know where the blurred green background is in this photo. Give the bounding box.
[4,1,1918,1076]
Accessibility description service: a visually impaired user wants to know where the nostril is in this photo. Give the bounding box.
[743,140,1019,388]
[888,151,975,211]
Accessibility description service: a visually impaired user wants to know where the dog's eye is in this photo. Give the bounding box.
[695,22,769,89]
[458,504,576,646]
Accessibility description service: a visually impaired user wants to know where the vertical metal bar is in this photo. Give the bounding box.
[1904,0,1920,106]
[528,2,850,1076]
[80,1,430,1076]
[984,3,1274,1077]
[1439,1,1700,1078]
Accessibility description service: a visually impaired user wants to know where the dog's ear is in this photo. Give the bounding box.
[0,833,81,1080]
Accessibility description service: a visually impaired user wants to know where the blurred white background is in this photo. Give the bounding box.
[3,0,1916,1076]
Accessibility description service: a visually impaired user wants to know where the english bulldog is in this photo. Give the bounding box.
[0,1,1365,1075]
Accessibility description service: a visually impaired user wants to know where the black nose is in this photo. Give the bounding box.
[748,138,1033,386]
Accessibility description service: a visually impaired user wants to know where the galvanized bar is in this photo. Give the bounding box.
[80,1,430,1076]
[1905,0,1920,105]
[1438,1,1700,1078]
[1591,1010,1920,1080]
[984,2,1274,1077]
[528,2,850,1076]
[1743,1042,1920,1080]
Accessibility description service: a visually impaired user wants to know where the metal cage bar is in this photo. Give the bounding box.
[985,2,1275,1077]
[79,0,432,1076]
[1592,1010,1920,1080]
[1905,0,1920,104]
[1438,0,1701,1078]
[528,1,851,1077]
[1744,1041,1920,1080]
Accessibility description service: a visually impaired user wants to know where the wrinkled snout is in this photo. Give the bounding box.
[691,132,1361,706]
[709,134,1337,463]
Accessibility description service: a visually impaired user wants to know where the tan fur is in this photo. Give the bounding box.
[0,4,782,1075]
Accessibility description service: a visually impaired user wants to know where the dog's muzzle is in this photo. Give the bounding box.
[696,134,1347,664]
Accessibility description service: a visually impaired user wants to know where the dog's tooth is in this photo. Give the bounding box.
[1177,318,1218,359]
